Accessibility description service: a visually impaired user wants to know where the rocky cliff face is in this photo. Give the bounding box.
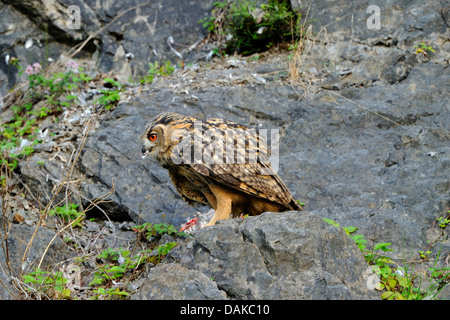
[0,0,214,97]
[0,0,449,300]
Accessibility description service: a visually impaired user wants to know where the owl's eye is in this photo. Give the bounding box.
[148,132,158,142]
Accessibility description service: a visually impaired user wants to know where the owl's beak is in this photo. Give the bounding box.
[141,146,150,159]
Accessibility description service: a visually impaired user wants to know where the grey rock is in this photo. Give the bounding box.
[133,263,228,300]
[19,152,85,209]
[0,272,15,300]
[292,0,447,45]
[1,224,72,274]
[151,211,380,299]
[0,222,73,299]
[239,212,376,299]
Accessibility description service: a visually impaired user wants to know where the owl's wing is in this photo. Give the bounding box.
[195,162,295,206]
[187,119,296,206]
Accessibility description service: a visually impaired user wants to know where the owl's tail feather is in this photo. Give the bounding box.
[289,199,303,211]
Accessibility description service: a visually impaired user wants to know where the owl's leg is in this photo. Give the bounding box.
[204,199,231,227]
[204,186,232,227]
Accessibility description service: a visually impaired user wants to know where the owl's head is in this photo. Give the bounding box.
[140,112,194,166]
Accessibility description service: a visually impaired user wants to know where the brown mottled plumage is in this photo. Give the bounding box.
[140,112,301,227]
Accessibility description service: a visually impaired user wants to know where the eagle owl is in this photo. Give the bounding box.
[140,112,301,227]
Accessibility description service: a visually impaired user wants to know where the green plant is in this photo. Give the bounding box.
[90,242,178,299]
[418,250,433,260]
[198,0,229,37]
[322,218,392,264]
[48,203,85,228]
[90,248,133,287]
[322,217,450,300]
[199,15,216,33]
[429,258,450,297]
[436,212,450,229]
[139,61,175,84]
[1,59,91,173]
[157,242,177,258]
[26,62,90,103]
[372,265,417,300]
[403,246,450,300]
[296,200,305,207]
[1,113,39,170]
[22,267,70,299]
[414,42,435,56]
[322,217,340,228]
[92,287,131,299]
[133,222,188,239]
[201,0,302,55]
[95,78,122,110]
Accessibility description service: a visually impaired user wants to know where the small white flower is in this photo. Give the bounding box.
[25,38,33,49]
[395,268,405,277]
[118,252,125,265]
[256,26,266,34]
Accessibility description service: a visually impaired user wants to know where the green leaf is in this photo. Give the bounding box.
[343,226,357,235]
[65,94,78,100]
[108,288,130,296]
[90,274,106,286]
[398,276,410,288]
[158,242,177,256]
[104,77,120,87]
[395,293,406,300]
[381,291,394,299]
[380,266,392,277]
[387,277,397,289]
[23,274,39,284]
[107,265,126,278]
[322,218,340,227]
[96,287,106,295]
[374,282,384,291]
[374,242,393,252]
[349,234,366,242]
